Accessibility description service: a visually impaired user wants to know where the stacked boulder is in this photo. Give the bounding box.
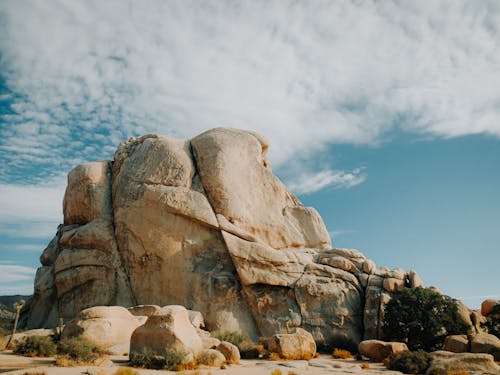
[24,128,429,348]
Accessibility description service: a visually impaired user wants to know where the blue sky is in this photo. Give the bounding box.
[0,1,499,308]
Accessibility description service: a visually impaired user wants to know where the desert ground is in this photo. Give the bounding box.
[0,351,403,375]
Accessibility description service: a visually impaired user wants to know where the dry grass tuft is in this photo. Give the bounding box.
[332,348,352,359]
[360,362,371,370]
[268,352,282,361]
[447,371,470,375]
[271,369,282,375]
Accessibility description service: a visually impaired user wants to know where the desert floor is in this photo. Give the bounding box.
[0,351,404,375]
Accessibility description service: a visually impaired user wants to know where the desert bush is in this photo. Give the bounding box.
[113,368,140,375]
[385,350,432,374]
[332,348,352,359]
[360,362,370,370]
[383,287,469,351]
[130,348,188,370]
[446,371,470,375]
[271,369,282,375]
[482,304,500,339]
[212,330,249,347]
[57,336,104,363]
[268,352,281,361]
[21,372,47,375]
[13,335,57,357]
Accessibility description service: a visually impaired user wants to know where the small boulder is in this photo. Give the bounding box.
[216,341,240,364]
[429,350,500,374]
[358,339,408,362]
[62,306,141,354]
[130,305,203,357]
[443,335,469,353]
[196,349,226,367]
[268,328,316,360]
[482,299,500,317]
[187,310,205,329]
[470,332,500,361]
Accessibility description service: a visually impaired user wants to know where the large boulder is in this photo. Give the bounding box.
[62,306,141,354]
[358,340,408,362]
[428,351,500,374]
[482,299,500,317]
[216,341,240,364]
[24,128,434,349]
[268,328,316,360]
[130,305,203,357]
[470,332,500,361]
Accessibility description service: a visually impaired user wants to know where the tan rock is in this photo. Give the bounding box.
[62,306,141,354]
[362,259,376,274]
[268,328,316,360]
[406,270,424,288]
[429,350,500,374]
[128,305,161,317]
[470,332,500,361]
[196,349,226,367]
[382,277,405,292]
[191,128,331,250]
[216,341,240,364]
[443,335,469,353]
[63,161,112,225]
[482,299,500,317]
[201,336,221,350]
[454,300,474,331]
[358,339,408,362]
[130,305,203,357]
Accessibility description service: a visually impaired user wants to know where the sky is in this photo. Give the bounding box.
[0,0,499,309]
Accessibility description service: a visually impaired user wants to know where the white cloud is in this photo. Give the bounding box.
[0,177,64,238]
[0,264,36,283]
[0,0,499,184]
[287,168,366,195]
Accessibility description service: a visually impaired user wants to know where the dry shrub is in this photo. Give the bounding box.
[130,348,189,370]
[332,348,352,359]
[288,372,299,375]
[239,341,267,359]
[113,368,140,375]
[385,350,432,374]
[361,363,370,370]
[14,336,57,357]
[447,371,470,375]
[212,330,248,347]
[271,369,282,375]
[21,372,47,375]
[57,336,104,363]
[268,352,282,361]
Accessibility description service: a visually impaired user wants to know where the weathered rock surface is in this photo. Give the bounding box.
[482,299,500,317]
[428,351,500,374]
[196,348,226,367]
[216,341,240,364]
[443,334,469,353]
[358,340,408,362]
[62,306,141,354]
[130,305,203,357]
[268,328,317,360]
[470,332,500,361]
[25,127,430,348]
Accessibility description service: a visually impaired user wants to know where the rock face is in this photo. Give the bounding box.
[25,128,428,348]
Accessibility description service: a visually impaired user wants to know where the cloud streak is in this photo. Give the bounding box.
[0,0,499,185]
[0,264,36,295]
[287,168,366,195]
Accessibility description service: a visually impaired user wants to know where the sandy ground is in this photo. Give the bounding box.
[0,351,404,375]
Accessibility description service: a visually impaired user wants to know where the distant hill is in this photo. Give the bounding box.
[0,295,31,313]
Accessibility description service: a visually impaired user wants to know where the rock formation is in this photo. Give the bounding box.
[24,128,428,349]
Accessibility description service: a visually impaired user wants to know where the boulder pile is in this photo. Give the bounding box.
[24,128,438,348]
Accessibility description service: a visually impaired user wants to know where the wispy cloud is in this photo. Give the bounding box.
[0,1,499,184]
[287,167,366,195]
[0,264,36,295]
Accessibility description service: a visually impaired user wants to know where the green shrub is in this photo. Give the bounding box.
[212,330,248,346]
[385,350,432,374]
[383,287,469,351]
[13,335,57,357]
[57,336,103,362]
[130,348,188,370]
[482,304,500,338]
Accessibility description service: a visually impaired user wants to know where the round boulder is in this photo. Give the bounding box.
[268,328,316,360]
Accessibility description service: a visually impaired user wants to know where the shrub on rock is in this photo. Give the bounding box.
[57,336,104,363]
[382,287,469,351]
